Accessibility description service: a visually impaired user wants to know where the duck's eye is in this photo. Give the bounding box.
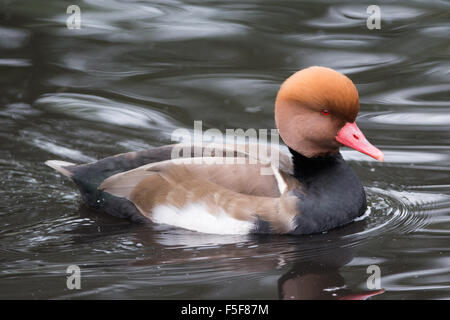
[321,109,330,116]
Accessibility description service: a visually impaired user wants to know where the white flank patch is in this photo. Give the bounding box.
[152,203,254,235]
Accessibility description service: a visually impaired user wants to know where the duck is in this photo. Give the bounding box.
[46,66,384,235]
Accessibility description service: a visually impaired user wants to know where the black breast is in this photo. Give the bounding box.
[288,149,367,235]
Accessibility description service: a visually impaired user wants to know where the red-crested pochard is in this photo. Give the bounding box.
[46,66,384,235]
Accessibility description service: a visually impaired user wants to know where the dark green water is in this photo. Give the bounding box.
[0,0,449,299]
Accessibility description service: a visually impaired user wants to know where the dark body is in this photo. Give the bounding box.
[56,145,366,234]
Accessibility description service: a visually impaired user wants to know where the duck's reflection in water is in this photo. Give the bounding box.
[76,206,385,300]
[277,221,384,300]
[277,245,384,300]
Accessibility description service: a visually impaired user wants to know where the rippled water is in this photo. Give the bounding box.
[1,0,449,299]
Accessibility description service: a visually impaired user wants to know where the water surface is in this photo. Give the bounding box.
[0,0,449,299]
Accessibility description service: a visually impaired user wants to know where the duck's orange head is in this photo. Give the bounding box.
[275,66,384,161]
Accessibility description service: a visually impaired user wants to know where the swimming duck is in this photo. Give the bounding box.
[46,66,384,235]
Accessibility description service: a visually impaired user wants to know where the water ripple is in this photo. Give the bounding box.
[364,84,450,107]
[34,93,180,131]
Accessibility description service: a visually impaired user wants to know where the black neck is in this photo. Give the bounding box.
[287,147,367,235]
[288,148,343,184]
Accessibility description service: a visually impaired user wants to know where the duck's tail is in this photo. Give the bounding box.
[45,160,76,178]
[44,155,153,223]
